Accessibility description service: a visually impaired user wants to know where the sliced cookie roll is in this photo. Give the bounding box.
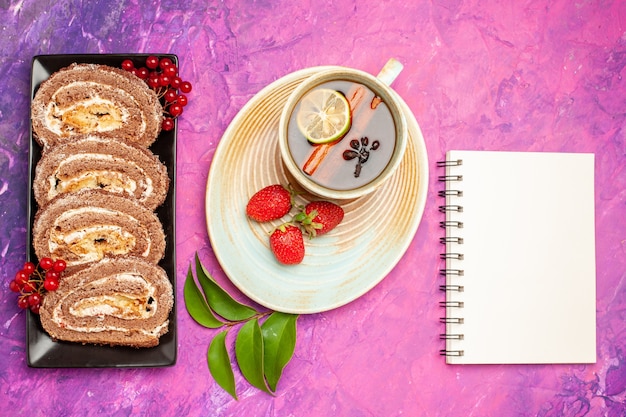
[31,63,163,148]
[39,256,173,348]
[33,189,166,271]
[34,135,169,210]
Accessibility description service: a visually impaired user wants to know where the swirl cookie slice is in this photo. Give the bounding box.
[34,135,169,210]
[39,257,173,348]
[31,63,163,148]
[33,190,166,271]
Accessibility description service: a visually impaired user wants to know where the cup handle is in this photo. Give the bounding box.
[376,58,404,86]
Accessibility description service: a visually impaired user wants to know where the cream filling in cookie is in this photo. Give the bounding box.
[47,153,154,200]
[50,225,136,265]
[48,207,151,265]
[68,274,157,320]
[45,82,134,135]
[49,171,137,200]
[51,272,168,336]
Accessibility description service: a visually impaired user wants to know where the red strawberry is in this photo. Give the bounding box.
[246,184,293,222]
[269,224,305,265]
[298,201,344,237]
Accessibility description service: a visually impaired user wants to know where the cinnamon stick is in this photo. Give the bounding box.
[300,59,404,177]
[302,85,366,176]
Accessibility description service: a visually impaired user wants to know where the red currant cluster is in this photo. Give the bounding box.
[121,56,192,132]
[9,258,66,314]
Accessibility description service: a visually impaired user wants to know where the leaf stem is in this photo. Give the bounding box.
[221,311,272,328]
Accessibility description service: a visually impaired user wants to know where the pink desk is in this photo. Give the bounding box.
[1,1,624,415]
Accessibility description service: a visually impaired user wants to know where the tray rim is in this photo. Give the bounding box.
[26,53,178,368]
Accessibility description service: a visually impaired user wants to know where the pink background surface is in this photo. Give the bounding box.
[1,0,625,416]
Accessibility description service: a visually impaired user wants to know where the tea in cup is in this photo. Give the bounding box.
[278,60,407,200]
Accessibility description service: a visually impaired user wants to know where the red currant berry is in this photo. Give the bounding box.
[180,81,192,93]
[17,296,29,309]
[136,67,149,79]
[147,75,160,89]
[44,277,60,292]
[159,74,171,87]
[30,304,41,314]
[46,270,60,280]
[176,94,188,107]
[9,280,21,292]
[170,77,182,89]
[159,57,173,70]
[121,59,134,71]
[40,257,54,270]
[52,259,67,273]
[14,276,26,289]
[162,118,175,131]
[28,293,41,306]
[146,56,159,69]
[164,89,178,103]
[22,281,37,293]
[15,270,29,284]
[23,262,36,274]
[163,65,177,77]
[169,103,184,117]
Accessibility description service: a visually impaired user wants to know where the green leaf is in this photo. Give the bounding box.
[261,312,298,392]
[235,319,270,394]
[195,253,258,321]
[183,265,224,328]
[208,330,238,400]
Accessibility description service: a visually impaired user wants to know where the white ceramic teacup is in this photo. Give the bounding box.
[278,60,407,200]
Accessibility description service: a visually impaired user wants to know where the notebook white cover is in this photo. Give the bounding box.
[441,151,596,364]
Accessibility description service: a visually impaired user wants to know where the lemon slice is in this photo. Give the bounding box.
[296,88,352,144]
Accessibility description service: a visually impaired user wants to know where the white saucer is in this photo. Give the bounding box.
[205,66,428,314]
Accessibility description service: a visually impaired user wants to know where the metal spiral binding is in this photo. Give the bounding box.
[438,189,463,197]
[439,317,464,324]
[440,269,464,276]
[439,284,464,292]
[438,157,465,357]
[436,159,462,167]
[440,252,464,260]
[440,330,464,344]
[437,174,463,182]
[439,220,463,229]
[440,334,464,340]
[439,301,464,308]
[439,349,464,357]
[440,237,464,244]
[438,205,463,213]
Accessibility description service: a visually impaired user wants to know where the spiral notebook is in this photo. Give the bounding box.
[438,151,597,364]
